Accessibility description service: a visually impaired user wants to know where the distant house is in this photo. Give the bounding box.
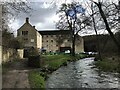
[39,30,84,53]
[17,17,42,49]
[17,18,84,53]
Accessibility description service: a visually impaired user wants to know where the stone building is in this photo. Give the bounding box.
[39,30,84,53]
[17,18,84,53]
[17,18,42,49]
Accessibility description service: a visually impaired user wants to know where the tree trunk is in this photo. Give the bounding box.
[91,3,102,60]
[72,30,75,56]
[71,14,77,57]
[95,2,120,51]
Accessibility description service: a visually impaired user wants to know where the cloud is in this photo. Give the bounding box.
[9,0,85,34]
[9,2,58,36]
[9,0,117,36]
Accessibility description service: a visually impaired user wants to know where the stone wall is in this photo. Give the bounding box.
[2,46,24,63]
[42,34,84,53]
[2,47,17,62]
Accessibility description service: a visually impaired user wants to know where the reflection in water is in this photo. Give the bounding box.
[46,57,120,88]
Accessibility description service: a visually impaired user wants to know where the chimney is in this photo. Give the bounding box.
[26,17,29,23]
[33,26,35,28]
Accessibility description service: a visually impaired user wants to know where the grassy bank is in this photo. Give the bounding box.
[28,53,87,88]
[41,54,88,70]
[28,71,45,89]
[94,56,120,73]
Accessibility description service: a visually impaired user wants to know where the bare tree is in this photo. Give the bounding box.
[56,2,91,56]
[1,0,32,31]
[1,0,31,48]
[90,0,120,51]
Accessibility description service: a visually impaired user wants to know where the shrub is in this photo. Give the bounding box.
[28,55,41,68]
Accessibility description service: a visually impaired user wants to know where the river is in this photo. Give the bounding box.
[46,57,120,88]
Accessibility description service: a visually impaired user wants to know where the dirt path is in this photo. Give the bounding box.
[2,59,32,88]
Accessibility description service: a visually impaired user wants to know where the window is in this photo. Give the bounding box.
[31,39,34,42]
[22,31,28,35]
[51,40,53,42]
[46,40,48,42]
[24,38,28,41]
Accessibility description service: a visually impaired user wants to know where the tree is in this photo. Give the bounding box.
[91,0,120,51]
[2,29,14,47]
[90,3,102,60]
[1,0,31,49]
[2,29,22,49]
[1,0,31,30]
[56,3,91,56]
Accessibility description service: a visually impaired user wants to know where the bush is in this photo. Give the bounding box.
[28,55,41,68]
[24,47,39,58]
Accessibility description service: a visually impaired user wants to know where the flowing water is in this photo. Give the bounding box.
[46,57,120,88]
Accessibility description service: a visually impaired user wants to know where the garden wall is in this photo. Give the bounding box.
[2,46,24,63]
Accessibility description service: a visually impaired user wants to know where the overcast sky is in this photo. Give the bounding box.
[8,2,59,35]
[8,0,118,36]
[8,0,89,36]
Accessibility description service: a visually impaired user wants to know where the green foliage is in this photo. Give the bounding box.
[42,54,87,70]
[28,47,39,56]
[42,54,70,70]
[28,54,88,88]
[28,47,41,68]
[28,71,45,88]
[2,29,14,47]
[2,29,21,49]
[9,38,21,49]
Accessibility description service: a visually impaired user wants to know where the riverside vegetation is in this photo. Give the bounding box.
[94,54,120,73]
[28,53,88,88]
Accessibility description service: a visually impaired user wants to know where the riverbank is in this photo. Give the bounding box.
[46,57,120,88]
[94,54,120,73]
[28,54,88,88]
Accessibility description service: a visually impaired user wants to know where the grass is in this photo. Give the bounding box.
[42,54,70,69]
[28,70,45,89]
[94,58,119,72]
[28,53,88,88]
[41,54,85,70]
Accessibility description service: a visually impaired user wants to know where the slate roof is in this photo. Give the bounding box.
[39,30,72,35]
